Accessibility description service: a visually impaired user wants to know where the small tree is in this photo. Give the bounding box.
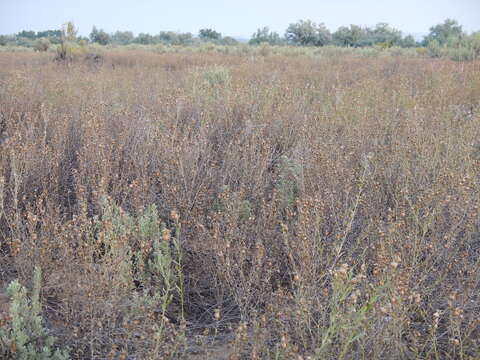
[62,21,78,42]
[177,32,194,45]
[90,26,110,45]
[316,23,332,46]
[111,31,134,45]
[370,23,403,47]
[333,26,353,46]
[333,25,369,47]
[423,19,464,46]
[154,31,195,45]
[249,27,283,45]
[135,33,155,45]
[401,34,417,48]
[199,28,222,42]
[156,31,176,45]
[467,31,480,57]
[285,20,331,46]
[427,39,443,57]
[286,20,317,46]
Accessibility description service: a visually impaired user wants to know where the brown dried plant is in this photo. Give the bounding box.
[0,49,479,359]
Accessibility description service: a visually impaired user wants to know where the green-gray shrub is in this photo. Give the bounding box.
[427,40,443,58]
[0,267,69,359]
[202,66,231,87]
[276,155,303,209]
[447,47,476,61]
[95,197,184,317]
[33,38,51,52]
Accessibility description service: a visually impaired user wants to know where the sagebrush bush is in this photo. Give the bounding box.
[33,38,51,52]
[0,267,69,359]
[201,65,231,86]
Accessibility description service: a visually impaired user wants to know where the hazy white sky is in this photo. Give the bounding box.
[1,0,479,38]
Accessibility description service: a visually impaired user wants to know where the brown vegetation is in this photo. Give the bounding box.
[0,50,479,359]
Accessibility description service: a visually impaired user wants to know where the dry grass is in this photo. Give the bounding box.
[0,49,479,359]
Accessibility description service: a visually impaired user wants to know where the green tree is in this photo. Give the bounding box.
[467,31,480,57]
[333,26,353,46]
[333,25,368,47]
[370,23,403,47]
[177,32,194,45]
[220,36,239,45]
[316,23,332,46]
[90,26,110,45]
[401,34,417,48]
[285,20,331,46]
[135,32,155,45]
[157,31,188,45]
[111,31,134,45]
[427,39,443,57]
[286,20,317,45]
[17,30,36,39]
[249,27,283,45]
[423,19,464,46]
[62,21,78,42]
[199,28,222,41]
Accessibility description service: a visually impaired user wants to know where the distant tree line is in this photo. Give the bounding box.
[249,19,479,49]
[1,19,479,54]
[0,25,239,49]
[89,26,240,46]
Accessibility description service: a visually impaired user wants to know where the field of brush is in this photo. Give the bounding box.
[0,49,479,359]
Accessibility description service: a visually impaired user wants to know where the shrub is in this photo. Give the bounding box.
[201,66,231,87]
[415,47,428,56]
[275,155,302,209]
[33,38,50,52]
[259,42,271,56]
[447,47,475,61]
[0,267,69,359]
[427,39,443,58]
[93,197,185,356]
